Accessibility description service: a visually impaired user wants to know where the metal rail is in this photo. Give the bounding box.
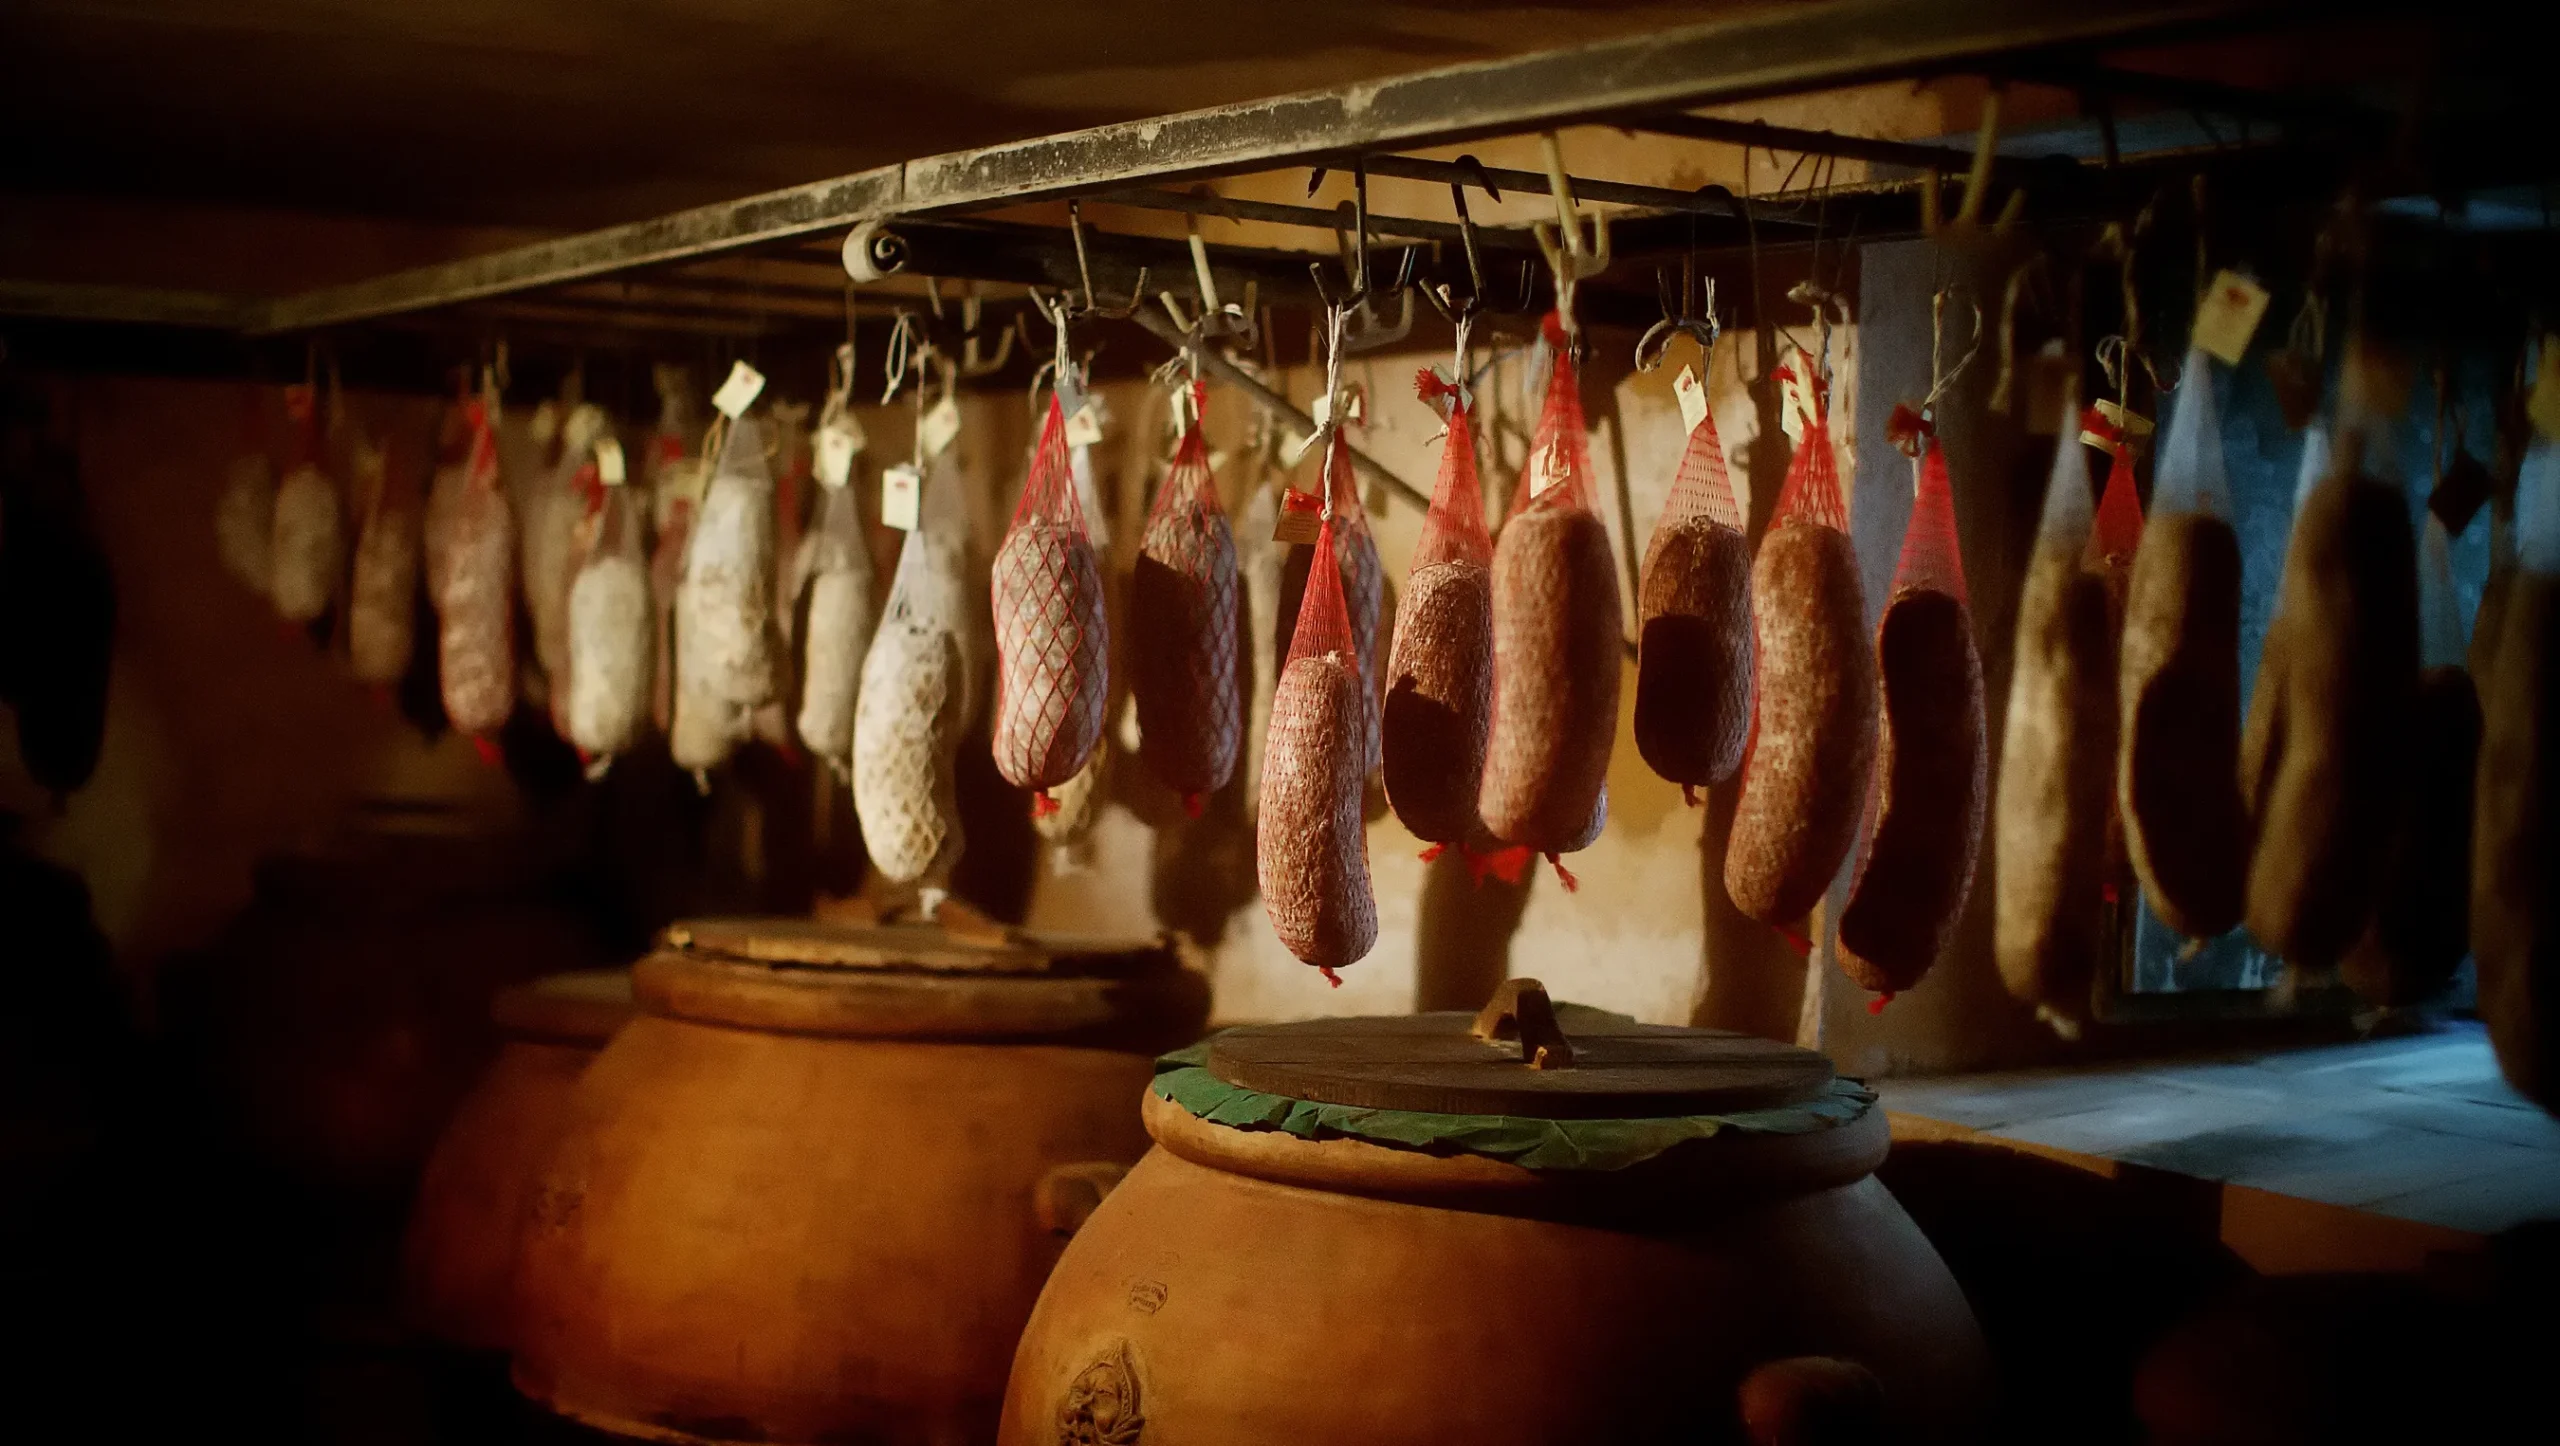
[242,0,2287,334]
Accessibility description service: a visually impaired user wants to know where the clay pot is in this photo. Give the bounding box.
[400,968,634,1352]
[1001,985,1990,1446]
[167,808,609,1192]
[513,918,1210,1446]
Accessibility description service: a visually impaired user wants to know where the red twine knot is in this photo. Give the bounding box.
[1318,966,1343,989]
[1867,992,1896,1015]
[1030,791,1061,819]
[1546,854,1579,892]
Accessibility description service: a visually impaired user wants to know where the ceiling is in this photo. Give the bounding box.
[0,0,1736,229]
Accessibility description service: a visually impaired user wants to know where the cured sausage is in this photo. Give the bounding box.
[2475,443,2560,1109]
[1478,332,1621,861]
[1131,413,1240,808]
[670,416,781,777]
[1995,400,2117,1037]
[991,399,1108,803]
[565,480,653,771]
[1259,507,1377,980]
[1724,523,1876,924]
[347,434,421,686]
[2239,444,2419,973]
[2120,352,2247,940]
[1384,375,1496,846]
[437,406,515,738]
[1839,439,1984,995]
[792,482,878,776]
[1635,407,1753,798]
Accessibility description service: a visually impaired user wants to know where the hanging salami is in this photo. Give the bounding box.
[1384,369,1495,850]
[521,402,600,729]
[437,399,516,739]
[565,435,654,774]
[792,461,879,779]
[2120,349,2246,941]
[1478,313,1622,866]
[1259,505,1377,981]
[1837,430,1986,998]
[854,462,970,888]
[2476,440,2560,1110]
[1131,385,1241,812]
[270,384,344,627]
[346,430,421,687]
[1724,367,1876,928]
[1635,385,1752,802]
[991,395,1108,811]
[2240,414,2419,974]
[1994,390,2117,1038]
[670,415,781,778]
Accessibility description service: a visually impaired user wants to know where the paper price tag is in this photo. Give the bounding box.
[2191,270,2272,366]
[2530,335,2560,442]
[594,436,628,486]
[1063,402,1103,448]
[1674,365,1711,435]
[1778,367,1811,443]
[919,394,962,460]
[1528,434,1569,499]
[710,360,767,419]
[881,463,922,532]
[1271,492,1324,544]
[815,420,863,489]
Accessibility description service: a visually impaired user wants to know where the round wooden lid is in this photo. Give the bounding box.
[637,916,1205,1047]
[490,968,636,1047]
[662,915,1167,978]
[1205,982,1832,1120]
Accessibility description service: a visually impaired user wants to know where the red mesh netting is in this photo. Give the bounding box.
[992,395,1110,809]
[1261,507,1378,982]
[1133,389,1242,811]
[1317,429,1385,773]
[1512,313,1598,518]
[2084,442,2146,575]
[1412,369,1493,570]
[1770,369,1847,532]
[1893,437,1971,604]
[1658,401,1742,532]
[1290,510,1356,664]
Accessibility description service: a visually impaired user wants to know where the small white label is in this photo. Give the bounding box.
[881,463,922,531]
[1528,434,1570,498]
[1779,366,1811,443]
[1063,402,1103,448]
[815,420,863,489]
[594,436,628,485]
[919,394,962,460]
[2191,271,2272,366]
[711,359,768,419]
[1674,365,1711,435]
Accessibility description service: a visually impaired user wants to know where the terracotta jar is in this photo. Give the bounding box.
[1001,982,1991,1446]
[400,967,635,1352]
[513,917,1210,1446]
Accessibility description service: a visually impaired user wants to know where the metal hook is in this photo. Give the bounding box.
[957,286,1017,378]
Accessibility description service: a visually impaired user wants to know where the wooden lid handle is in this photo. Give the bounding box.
[1471,978,1576,1070]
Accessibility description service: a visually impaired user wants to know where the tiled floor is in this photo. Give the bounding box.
[1877,1021,2560,1235]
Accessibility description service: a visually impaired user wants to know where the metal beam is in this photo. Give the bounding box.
[1089,188,1536,249]
[250,0,2286,333]
[0,278,251,329]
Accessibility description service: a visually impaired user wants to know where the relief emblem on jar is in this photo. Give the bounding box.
[1057,1341,1143,1446]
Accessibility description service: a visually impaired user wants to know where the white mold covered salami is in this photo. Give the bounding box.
[794,474,878,777]
[347,432,421,686]
[566,469,654,771]
[522,404,603,727]
[270,385,344,626]
[854,466,971,886]
[438,403,516,737]
[671,415,781,776]
[217,452,277,601]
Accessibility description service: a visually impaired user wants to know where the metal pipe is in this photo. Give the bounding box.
[1358,154,1805,225]
[1129,305,1431,513]
[1626,112,2037,177]
[1090,187,1535,247]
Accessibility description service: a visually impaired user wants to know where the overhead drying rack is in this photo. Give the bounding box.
[0,0,2530,395]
